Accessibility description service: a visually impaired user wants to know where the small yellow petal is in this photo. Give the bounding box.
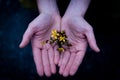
[58,48,64,52]
[59,36,66,42]
[63,40,65,42]
[56,33,59,36]
[52,29,57,34]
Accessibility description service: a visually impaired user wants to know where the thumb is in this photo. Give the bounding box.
[19,27,34,48]
[85,30,100,52]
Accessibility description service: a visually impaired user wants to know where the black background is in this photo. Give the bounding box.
[0,0,120,80]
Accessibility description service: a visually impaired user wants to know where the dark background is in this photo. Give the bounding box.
[0,0,120,80]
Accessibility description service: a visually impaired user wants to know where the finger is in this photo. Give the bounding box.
[19,27,34,48]
[42,49,51,77]
[70,51,85,76]
[32,47,44,76]
[63,53,76,77]
[59,51,70,75]
[58,52,63,67]
[85,30,100,52]
[54,46,60,65]
[48,45,56,74]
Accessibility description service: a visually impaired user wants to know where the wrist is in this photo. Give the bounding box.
[39,12,61,24]
[39,12,60,20]
[38,5,59,15]
[64,10,85,18]
[62,13,84,26]
[37,0,59,15]
[63,12,84,21]
[64,0,91,17]
[40,10,60,16]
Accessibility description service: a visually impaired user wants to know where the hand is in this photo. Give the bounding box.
[58,15,100,77]
[19,13,61,77]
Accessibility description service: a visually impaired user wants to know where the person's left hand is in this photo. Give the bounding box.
[58,15,100,77]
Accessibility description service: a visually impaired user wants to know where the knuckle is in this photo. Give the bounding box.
[28,22,37,31]
[84,27,93,35]
[44,63,49,67]
[87,27,93,32]
[28,22,34,28]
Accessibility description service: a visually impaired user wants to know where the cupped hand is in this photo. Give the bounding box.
[19,13,61,77]
[59,15,100,77]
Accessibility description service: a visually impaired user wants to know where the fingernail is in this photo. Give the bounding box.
[59,69,63,75]
[69,71,75,76]
[63,72,69,77]
[96,47,100,52]
[19,43,23,48]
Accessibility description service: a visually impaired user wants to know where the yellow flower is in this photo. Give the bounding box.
[59,36,66,42]
[58,48,64,52]
[51,29,59,40]
[52,29,57,34]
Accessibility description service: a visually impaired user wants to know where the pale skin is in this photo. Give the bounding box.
[59,0,100,77]
[19,0,61,77]
[19,0,100,77]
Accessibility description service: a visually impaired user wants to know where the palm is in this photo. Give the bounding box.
[31,13,60,49]
[63,17,88,52]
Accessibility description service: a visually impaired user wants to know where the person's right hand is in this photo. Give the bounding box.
[58,15,100,77]
[19,13,61,77]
